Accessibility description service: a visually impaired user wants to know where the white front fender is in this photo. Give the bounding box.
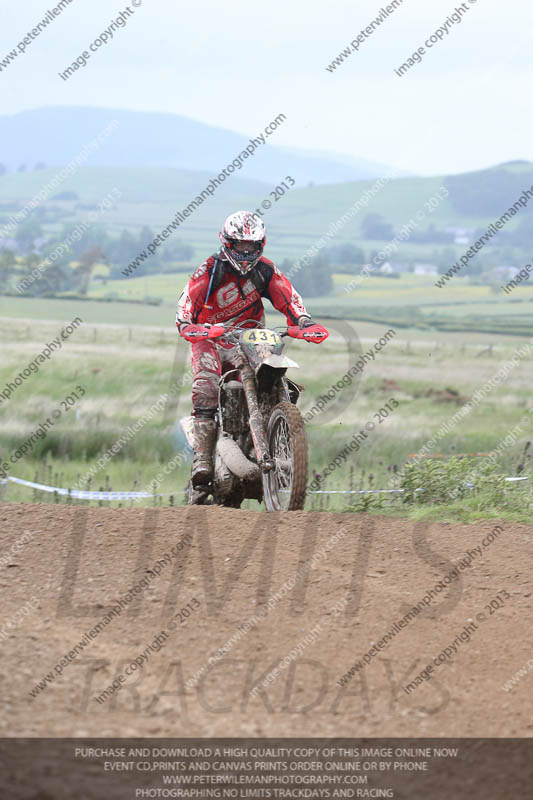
[260,354,300,369]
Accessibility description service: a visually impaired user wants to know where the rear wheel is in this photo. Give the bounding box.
[262,401,307,511]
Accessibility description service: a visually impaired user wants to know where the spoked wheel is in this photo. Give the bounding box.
[262,401,308,511]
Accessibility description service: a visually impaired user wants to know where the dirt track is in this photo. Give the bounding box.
[1,503,532,737]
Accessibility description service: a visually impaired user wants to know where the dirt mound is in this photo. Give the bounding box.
[1,503,532,737]
[379,378,402,393]
[422,386,469,405]
[378,380,468,405]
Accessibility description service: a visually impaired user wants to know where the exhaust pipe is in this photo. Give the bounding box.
[217,435,261,481]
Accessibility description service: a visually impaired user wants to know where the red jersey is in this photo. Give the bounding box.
[176,253,309,331]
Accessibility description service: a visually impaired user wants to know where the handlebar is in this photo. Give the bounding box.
[205,322,289,343]
[182,320,327,344]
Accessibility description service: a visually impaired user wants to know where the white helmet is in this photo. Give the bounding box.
[219,210,266,275]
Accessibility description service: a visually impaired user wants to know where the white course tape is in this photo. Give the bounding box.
[5,476,171,500]
[2,475,529,501]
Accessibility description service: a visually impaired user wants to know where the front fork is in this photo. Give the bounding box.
[239,359,275,473]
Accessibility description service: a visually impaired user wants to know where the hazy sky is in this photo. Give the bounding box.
[1,0,531,175]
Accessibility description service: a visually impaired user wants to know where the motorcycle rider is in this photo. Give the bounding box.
[176,210,329,488]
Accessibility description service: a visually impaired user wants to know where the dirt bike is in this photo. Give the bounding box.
[181,321,309,511]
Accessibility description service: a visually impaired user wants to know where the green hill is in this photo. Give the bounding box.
[2,161,532,263]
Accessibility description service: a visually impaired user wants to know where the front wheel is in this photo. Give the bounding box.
[262,401,308,511]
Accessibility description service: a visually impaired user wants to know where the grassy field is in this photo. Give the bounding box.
[5,267,531,331]
[1,302,532,520]
[89,271,533,307]
[25,269,533,338]
[0,295,175,326]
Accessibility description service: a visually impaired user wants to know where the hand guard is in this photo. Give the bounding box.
[288,322,329,343]
[206,325,225,339]
[179,324,208,342]
[179,324,226,343]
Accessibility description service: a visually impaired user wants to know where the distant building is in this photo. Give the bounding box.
[493,265,520,279]
[414,263,438,276]
[378,261,410,275]
[444,225,475,245]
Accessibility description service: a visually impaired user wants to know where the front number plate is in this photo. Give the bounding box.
[242,329,281,346]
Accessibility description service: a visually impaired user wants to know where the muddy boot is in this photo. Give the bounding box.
[191,418,217,488]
